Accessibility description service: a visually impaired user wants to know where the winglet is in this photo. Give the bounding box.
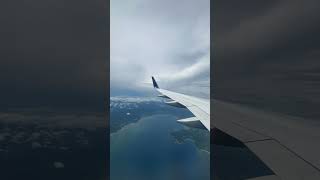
[152,76,159,89]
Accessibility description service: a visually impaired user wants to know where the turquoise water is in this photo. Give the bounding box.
[110,114,210,180]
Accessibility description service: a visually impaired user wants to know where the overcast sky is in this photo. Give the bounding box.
[213,0,320,119]
[0,0,107,110]
[110,0,210,98]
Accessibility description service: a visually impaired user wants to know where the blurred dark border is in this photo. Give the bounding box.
[212,0,320,179]
[0,0,109,179]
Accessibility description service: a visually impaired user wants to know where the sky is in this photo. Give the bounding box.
[0,0,108,111]
[110,0,210,98]
[213,0,320,119]
[0,1,109,179]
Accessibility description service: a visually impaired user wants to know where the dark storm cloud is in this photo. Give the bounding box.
[213,0,320,118]
[0,0,108,110]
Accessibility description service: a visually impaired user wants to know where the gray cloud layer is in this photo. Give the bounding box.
[111,0,210,98]
[213,0,320,118]
[0,0,108,110]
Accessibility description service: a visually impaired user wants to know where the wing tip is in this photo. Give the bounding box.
[151,76,159,89]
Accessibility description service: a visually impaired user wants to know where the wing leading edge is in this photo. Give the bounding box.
[151,77,210,131]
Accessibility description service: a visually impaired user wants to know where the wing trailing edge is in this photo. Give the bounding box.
[157,94,170,98]
[177,117,207,130]
[165,100,186,108]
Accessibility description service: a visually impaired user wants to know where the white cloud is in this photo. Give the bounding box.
[111,0,210,98]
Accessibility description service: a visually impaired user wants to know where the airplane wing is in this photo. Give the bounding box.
[151,76,320,179]
[213,100,320,180]
[151,77,210,131]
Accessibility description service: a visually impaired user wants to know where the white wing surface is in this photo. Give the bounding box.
[152,76,320,179]
[152,77,210,131]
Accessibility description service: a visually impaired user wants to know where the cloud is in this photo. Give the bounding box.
[110,96,161,103]
[213,0,320,118]
[0,0,108,110]
[0,110,106,129]
[159,54,210,83]
[111,0,210,97]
